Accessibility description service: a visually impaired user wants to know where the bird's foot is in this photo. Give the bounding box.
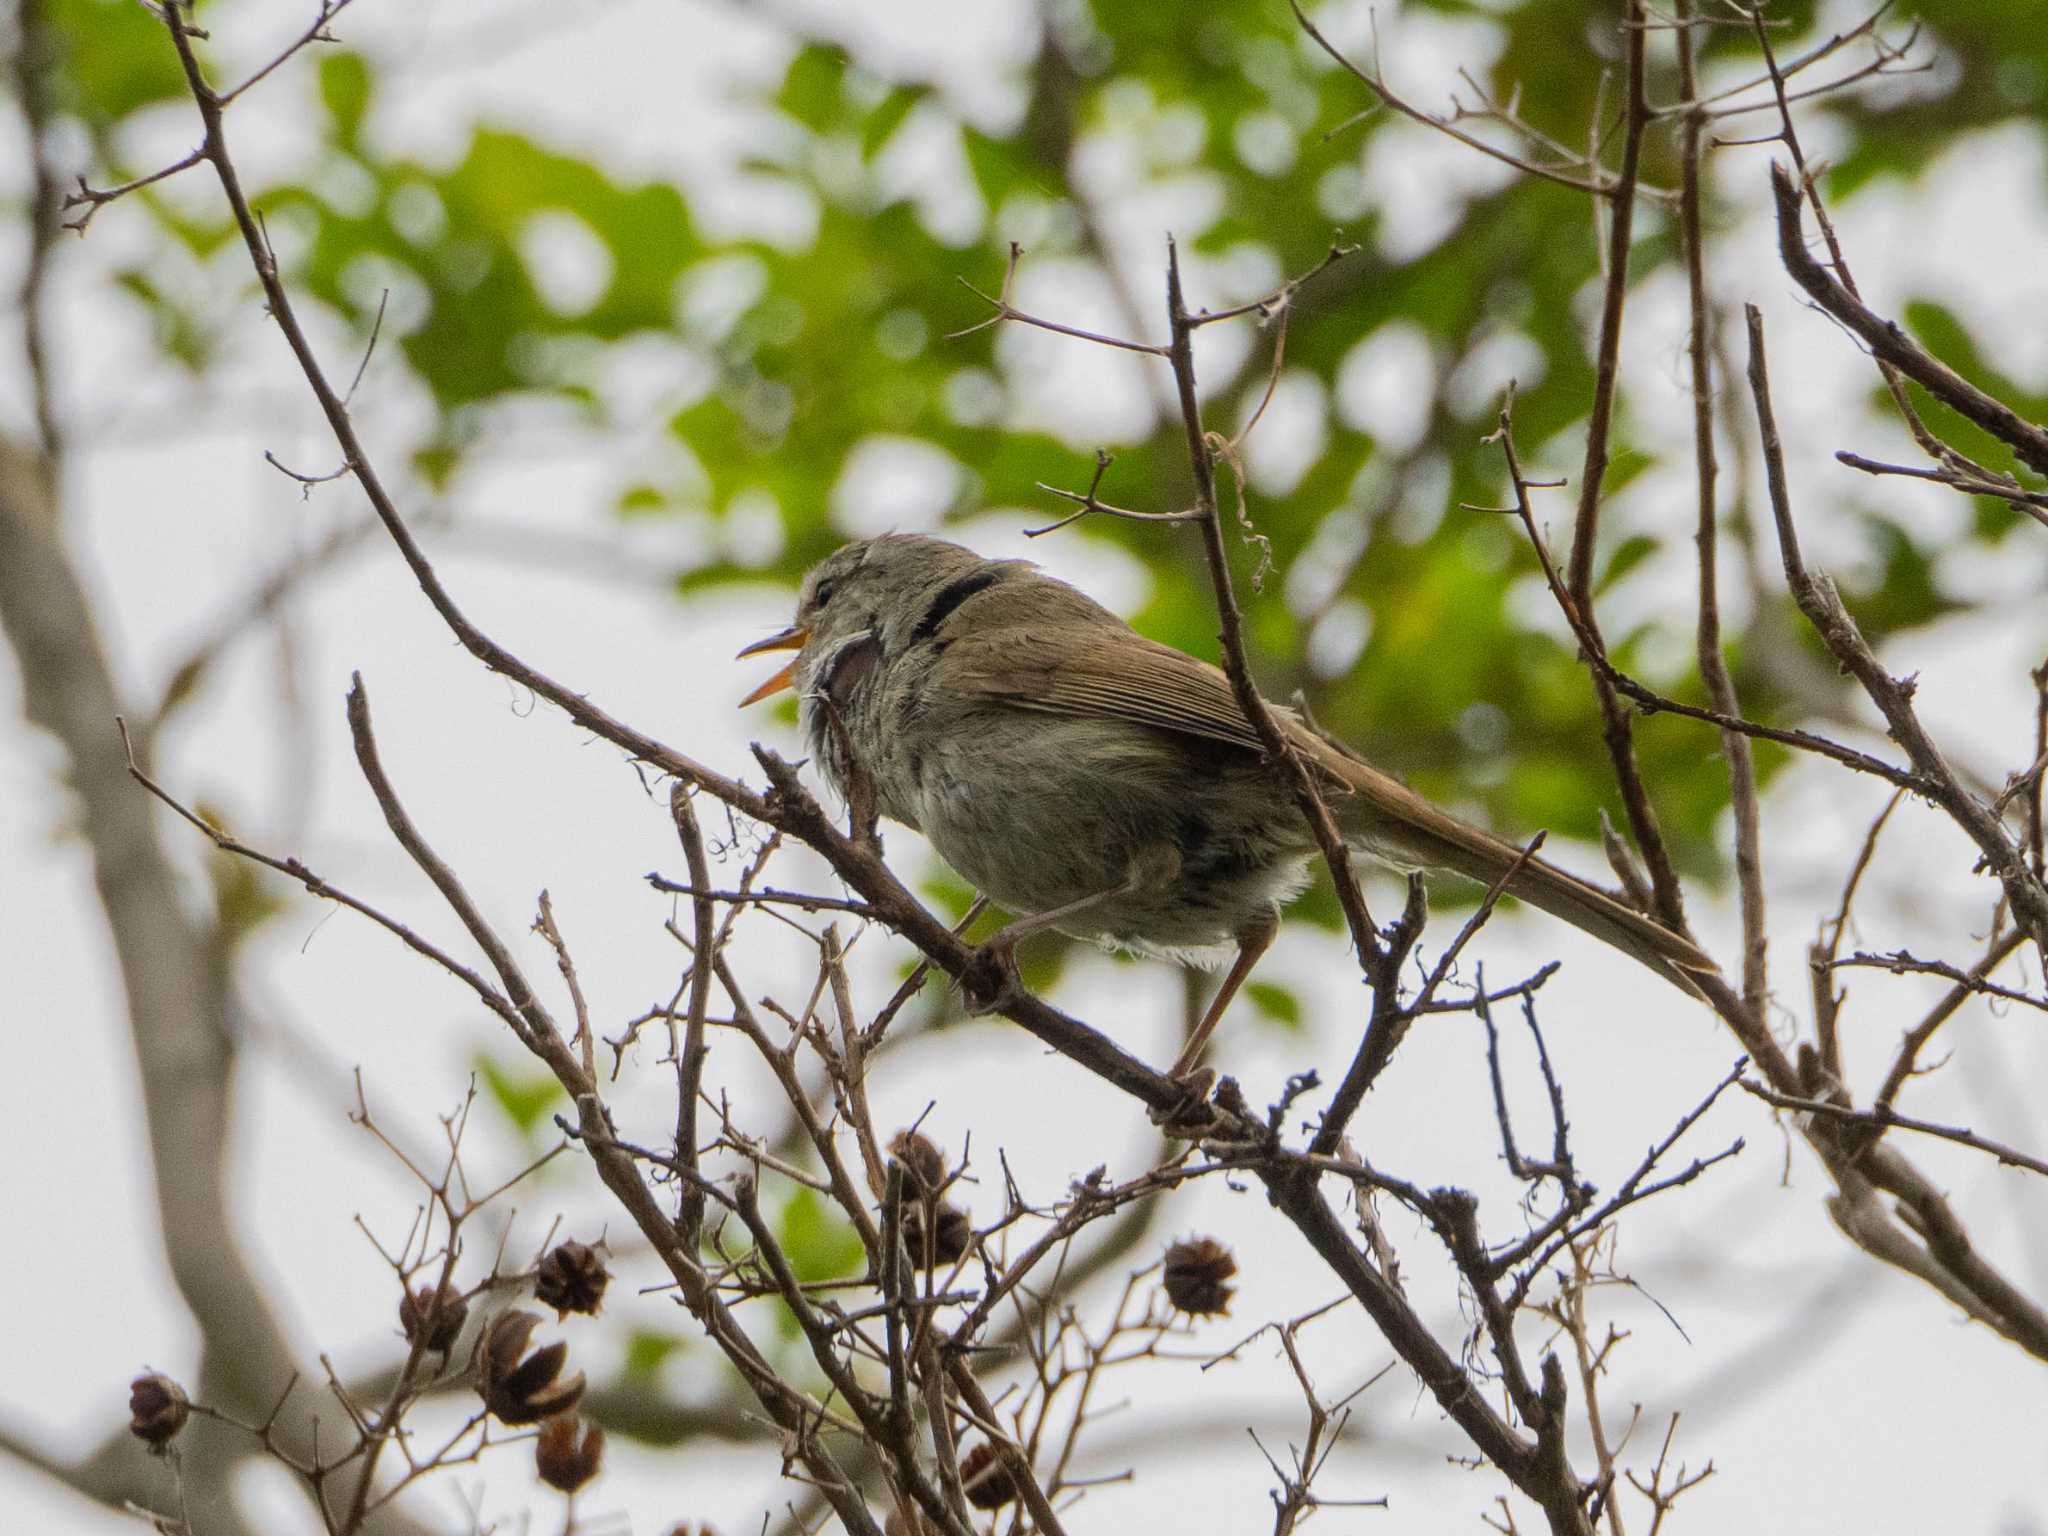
[958,932,1022,1016]
[1148,1066,1220,1138]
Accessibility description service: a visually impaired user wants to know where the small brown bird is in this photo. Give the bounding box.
[741,534,1713,1076]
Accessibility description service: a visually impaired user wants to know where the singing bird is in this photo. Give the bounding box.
[741,534,1713,1076]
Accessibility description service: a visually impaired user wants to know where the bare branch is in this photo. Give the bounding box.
[1744,1080,2048,1180]
[948,243,1167,355]
[1835,451,2048,529]
[1676,0,1768,1014]
[1770,165,2048,480]
[218,0,365,109]
[117,715,533,1043]
[1838,942,2045,1016]
[60,149,207,234]
[1291,1,1657,201]
[1745,302,2048,958]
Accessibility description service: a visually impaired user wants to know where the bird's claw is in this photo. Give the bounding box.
[959,934,1021,1015]
[1148,1066,1220,1138]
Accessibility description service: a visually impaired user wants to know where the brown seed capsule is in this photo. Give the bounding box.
[959,1441,1021,1509]
[128,1373,189,1449]
[478,1309,587,1426]
[535,1240,610,1319]
[1161,1236,1237,1317]
[900,1200,972,1270]
[398,1282,469,1354]
[887,1129,948,1197]
[534,1412,605,1493]
[657,1524,722,1536]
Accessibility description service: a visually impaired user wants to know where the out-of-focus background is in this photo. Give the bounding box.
[4,0,2046,1531]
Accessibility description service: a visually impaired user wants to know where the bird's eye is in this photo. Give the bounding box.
[812,578,837,609]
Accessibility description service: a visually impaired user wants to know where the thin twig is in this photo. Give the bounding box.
[532,890,596,1079]
[1834,451,2048,528]
[949,243,1167,356]
[263,449,354,493]
[1472,402,1919,793]
[1291,1,1657,201]
[1023,450,1203,538]
[1676,0,1767,1014]
[1741,1080,2048,1180]
[671,786,719,1247]
[218,0,364,107]
[1834,947,2046,1015]
[1871,929,2029,1112]
[116,715,534,1046]
[1746,301,2048,957]
[1558,0,1701,954]
[1812,790,1905,1081]
[61,149,207,233]
[1737,4,2005,485]
[1163,234,1387,994]
[1187,238,1356,329]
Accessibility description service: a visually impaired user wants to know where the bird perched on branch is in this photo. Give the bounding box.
[740,534,1714,1078]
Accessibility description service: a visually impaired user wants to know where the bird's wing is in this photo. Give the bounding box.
[942,603,1718,992]
[948,614,1495,856]
[942,606,1454,828]
[940,609,1270,754]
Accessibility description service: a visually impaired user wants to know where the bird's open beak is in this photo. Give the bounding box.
[736,626,808,706]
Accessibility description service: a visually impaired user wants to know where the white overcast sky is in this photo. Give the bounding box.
[4,2,2046,1533]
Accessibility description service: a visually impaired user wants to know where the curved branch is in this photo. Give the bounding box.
[1771,164,2048,479]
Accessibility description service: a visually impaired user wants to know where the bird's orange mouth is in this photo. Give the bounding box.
[735,626,808,705]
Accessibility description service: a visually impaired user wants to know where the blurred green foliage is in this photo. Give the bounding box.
[38,0,2044,980]
[620,1326,690,1385]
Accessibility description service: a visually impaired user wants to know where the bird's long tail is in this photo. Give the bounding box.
[1311,744,1717,1000]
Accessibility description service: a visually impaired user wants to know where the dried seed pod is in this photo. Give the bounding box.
[959,1441,1021,1509]
[900,1200,971,1270]
[887,1129,948,1197]
[128,1373,189,1449]
[478,1309,586,1425]
[535,1412,605,1493]
[1161,1236,1237,1317]
[535,1240,610,1319]
[398,1281,468,1353]
[658,1523,722,1536]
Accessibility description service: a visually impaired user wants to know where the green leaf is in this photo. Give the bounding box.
[1844,516,1964,638]
[1594,534,1658,596]
[778,42,849,130]
[112,268,214,372]
[1244,980,1303,1030]
[962,127,1036,207]
[776,1186,866,1284]
[473,1052,566,1138]
[319,52,373,145]
[208,848,287,947]
[861,85,925,160]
